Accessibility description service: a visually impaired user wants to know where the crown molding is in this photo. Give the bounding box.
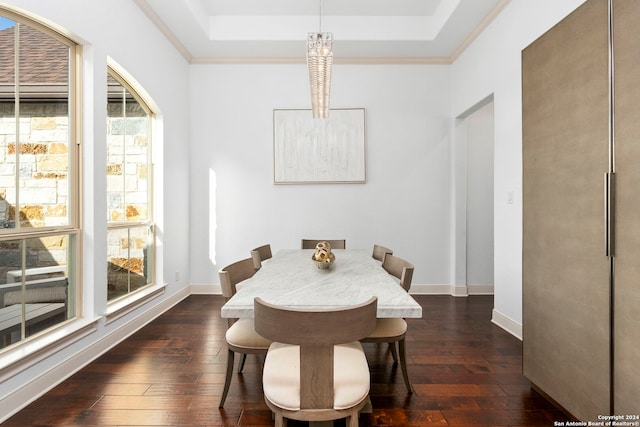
[134,0,193,63]
[191,56,453,65]
[450,0,511,62]
[137,0,512,66]
[191,57,304,65]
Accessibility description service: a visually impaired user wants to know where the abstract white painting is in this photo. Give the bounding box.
[273,108,366,184]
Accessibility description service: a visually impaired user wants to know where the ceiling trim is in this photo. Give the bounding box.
[450,0,510,62]
[191,56,452,65]
[136,0,511,66]
[134,0,193,62]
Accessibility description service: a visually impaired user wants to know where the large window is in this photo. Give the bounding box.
[106,68,154,302]
[0,13,78,349]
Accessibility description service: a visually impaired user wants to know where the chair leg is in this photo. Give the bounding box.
[389,341,399,363]
[398,338,413,393]
[348,409,360,427]
[274,412,285,427]
[237,353,247,373]
[219,349,235,407]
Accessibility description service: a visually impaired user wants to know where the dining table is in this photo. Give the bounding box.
[220,248,422,426]
[221,248,422,319]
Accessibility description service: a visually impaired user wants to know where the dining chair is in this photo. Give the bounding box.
[301,239,346,249]
[381,253,414,292]
[218,257,272,408]
[371,244,393,263]
[361,254,415,393]
[255,296,378,427]
[250,243,272,270]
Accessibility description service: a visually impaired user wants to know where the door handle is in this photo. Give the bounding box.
[605,172,615,257]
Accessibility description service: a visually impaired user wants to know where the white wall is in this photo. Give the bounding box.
[0,1,596,417]
[189,64,453,286]
[451,0,587,334]
[0,0,191,419]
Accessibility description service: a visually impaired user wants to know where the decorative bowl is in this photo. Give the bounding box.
[312,253,335,269]
[312,241,335,269]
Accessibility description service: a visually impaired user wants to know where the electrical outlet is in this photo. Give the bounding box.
[175,271,180,282]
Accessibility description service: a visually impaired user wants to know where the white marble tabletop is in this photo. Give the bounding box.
[220,249,422,319]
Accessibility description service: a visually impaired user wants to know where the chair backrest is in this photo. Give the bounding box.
[301,239,346,250]
[250,244,272,270]
[372,244,393,262]
[254,296,377,409]
[382,254,414,292]
[218,258,256,299]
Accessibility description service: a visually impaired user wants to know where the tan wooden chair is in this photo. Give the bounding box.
[371,244,393,263]
[301,239,346,249]
[381,254,414,292]
[218,257,271,408]
[250,244,272,270]
[361,254,415,392]
[255,296,377,427]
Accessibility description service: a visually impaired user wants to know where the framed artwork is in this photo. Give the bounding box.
[273,108,366,184]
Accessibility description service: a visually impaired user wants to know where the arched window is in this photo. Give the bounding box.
[0,12,79,349]
[106,66,154,302]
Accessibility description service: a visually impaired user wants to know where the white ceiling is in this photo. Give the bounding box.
[135,0,509,63]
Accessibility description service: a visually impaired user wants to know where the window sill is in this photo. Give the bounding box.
[0,283,168,391]
[0,316,100,383]
[105,283,166,325]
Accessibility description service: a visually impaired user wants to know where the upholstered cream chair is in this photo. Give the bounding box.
[301,239,346,249]
[218,257,272,408]
[255,296,377,427]
[250,244,272,270]
[371,244,393,263]
[361,254,415,392]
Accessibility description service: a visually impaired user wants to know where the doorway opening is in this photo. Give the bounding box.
[453,96,495,296]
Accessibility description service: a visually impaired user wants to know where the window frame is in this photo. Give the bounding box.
[0,10,81,237]
[0,8,83,357]
[105,65,156,305]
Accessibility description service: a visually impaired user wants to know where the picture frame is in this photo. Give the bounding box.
[273,108,366,184]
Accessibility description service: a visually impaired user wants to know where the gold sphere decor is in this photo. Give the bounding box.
[312,241,335,269]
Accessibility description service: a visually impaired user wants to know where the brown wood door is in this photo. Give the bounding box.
[522,0,611,420]
[612,0,640,414]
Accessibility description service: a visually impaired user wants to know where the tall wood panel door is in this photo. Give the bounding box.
[612,0,640,414]
[522,0,611,421]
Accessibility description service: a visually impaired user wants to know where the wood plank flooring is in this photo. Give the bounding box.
[2,295,566,426]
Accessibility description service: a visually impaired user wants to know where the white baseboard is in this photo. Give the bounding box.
[467,284,495,295]
[190,283,221,294]
[491,309,522,340]
[452,285,469,296]
[0,287,190,423]
[410,283,494,296]
[410,284,452,295]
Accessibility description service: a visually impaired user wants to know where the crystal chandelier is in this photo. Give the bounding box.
[306,0,332,119]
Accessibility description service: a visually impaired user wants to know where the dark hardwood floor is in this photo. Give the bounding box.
[2,295,566,426]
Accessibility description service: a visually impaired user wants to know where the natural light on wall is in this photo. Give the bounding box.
[209,168,217,265]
